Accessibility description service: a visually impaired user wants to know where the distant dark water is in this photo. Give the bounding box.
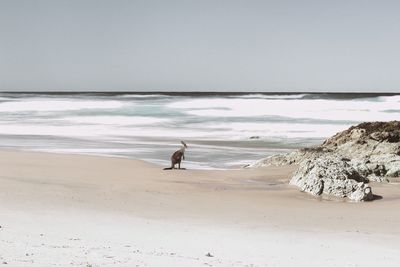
[2,91,399,98]
[0,92,398,169]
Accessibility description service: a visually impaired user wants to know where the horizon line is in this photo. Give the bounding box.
[1,91,399,96]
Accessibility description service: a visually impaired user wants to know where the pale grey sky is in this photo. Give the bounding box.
[1,0,400,92]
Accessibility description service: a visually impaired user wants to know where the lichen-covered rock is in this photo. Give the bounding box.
[323,121,400,147]
[290,155,373,201]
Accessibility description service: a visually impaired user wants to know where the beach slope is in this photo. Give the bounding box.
[0,150,399,266]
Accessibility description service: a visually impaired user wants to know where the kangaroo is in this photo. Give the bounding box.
[164,141,187,170]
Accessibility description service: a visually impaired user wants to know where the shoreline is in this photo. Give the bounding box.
[0,147,246,170]
[1,150,400,266]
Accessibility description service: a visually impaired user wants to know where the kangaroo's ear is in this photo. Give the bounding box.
[181,141,187,148]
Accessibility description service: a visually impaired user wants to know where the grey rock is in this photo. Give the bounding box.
[248,151,300,167]
[290,154,373,201]
[248,121,400,200]
[248,121,400,182]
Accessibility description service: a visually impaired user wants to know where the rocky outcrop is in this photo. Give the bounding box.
[290,154,373,201]
[248,121,400,201]
[249,147,332,168]
[322,121,400,148]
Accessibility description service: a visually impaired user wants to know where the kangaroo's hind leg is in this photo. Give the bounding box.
[170,157,175,169]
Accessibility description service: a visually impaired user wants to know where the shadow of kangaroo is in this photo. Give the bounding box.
[163,141,187,170]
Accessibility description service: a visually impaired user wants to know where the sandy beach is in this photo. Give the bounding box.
[1,149,400,266]
[2,0,400,265]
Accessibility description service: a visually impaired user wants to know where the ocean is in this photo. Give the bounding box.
[0,92,399,169]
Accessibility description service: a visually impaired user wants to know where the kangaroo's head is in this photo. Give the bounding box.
[181,141,187,149]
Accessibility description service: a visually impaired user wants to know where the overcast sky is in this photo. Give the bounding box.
[1,0,400,92]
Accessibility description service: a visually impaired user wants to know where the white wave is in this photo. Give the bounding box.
[377,95,400,102]
[0,99,125,112]
[0,124,218,139]
[238,94,307,99]
[203,122,351,138]
[0,120,349,140]
[63,116,170,125]
[168,97,400,121]
[0,122,256,140]
[1,93,397,170]
[118,94,170,98]
[0,94,398,153]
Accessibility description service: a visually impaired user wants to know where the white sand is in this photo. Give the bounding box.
[0,150,399,266]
